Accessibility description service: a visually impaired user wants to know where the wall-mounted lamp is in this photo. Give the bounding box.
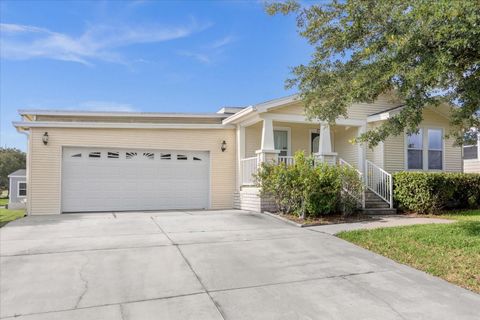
[221,140,227,152]
[42,132,49,145]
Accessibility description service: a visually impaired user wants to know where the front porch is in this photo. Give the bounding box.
[235,118,394,213]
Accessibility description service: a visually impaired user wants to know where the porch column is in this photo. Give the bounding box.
[314,123,337,165]
[236,125,245,190]
[357,125,366,175]
[256,118,279,163]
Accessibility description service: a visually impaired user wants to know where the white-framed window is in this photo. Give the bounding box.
[406,128,444,170]
[464,138,479,160]
[427,128,443,170]
[407,130,423,169]
[17,182,27,197]
[274,127,291,157]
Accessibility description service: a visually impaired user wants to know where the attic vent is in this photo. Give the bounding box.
[89,152,101,158]
[71,153,82,158]
[160,153,171,160]
[193,157,201,161]
[177,154,187,160]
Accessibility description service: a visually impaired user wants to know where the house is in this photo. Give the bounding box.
[8,169,27,210]
[13,93,462,215]
[464,132,480,173]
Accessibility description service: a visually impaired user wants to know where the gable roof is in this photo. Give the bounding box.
[8,169,26,177]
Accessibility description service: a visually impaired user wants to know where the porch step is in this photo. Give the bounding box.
[364,201,390,209]
[360,208,398,215]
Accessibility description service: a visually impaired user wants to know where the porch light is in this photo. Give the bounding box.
[42,132,49,145]
[221,140,227,152]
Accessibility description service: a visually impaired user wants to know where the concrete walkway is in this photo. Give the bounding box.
[307,215,454,235]
[0,210,478,319]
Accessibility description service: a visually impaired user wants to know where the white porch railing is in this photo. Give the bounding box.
[365,160,393,208]
[240,157,258,185]
[278,156,295,166]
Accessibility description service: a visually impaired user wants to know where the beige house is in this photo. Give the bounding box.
[14,94,462,215]
[464,133,480,173]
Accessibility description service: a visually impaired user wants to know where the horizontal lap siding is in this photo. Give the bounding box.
[28,127,236,215]
[334,126,360,168]
[464,160,480,173]
[384,108,462,172]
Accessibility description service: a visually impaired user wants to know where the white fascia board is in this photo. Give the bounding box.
[255,94,300,113]
[367,112,391,123]
[12,121,235,130]
[18,109,227,119]
[222,106,255,125]
[260,113,366,127]
[8,175,26,178]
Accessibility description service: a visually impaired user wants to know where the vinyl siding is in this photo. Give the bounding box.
[384,108,462,172]
[366,123,384,168]
[334,126,360,168]
[464,160,480,173]
[269,93,401,120]
[28,127,236,215]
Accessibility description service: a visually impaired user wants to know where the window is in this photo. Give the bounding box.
[428,129,443,170]
[88,152,101,158]
[407,128,444,170]
[107,152,119,159]
[18,182,27,197]
[143,152,154,160]
[126,152,137,159]
[274,129,289,157]
[407,130,423,169]
[464,141,478,160]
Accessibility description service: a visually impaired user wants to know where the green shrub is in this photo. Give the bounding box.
[256,151,363,217]
[393,172,480,214]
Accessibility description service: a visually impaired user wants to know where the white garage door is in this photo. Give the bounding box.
[62,147,210,212]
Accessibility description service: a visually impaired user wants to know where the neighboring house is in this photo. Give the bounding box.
[8,169,27,210]
[464,133,480,173]
[13,93,462,215]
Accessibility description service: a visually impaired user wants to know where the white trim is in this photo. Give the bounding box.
[17,181,27,198]
[222,106,255,125]
[19,110,227,118]
[404,127,445,171]
[259,113,366,126]
[273,126,292,156]
[255,94,299,113]
[7,175,26,178]
[13,121,234,130]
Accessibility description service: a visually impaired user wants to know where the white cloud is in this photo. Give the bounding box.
[0,19,210,65]
[178,35,235,65]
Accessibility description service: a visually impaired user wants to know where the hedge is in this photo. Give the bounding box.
[393,172,480,214]
[256,151,363,217]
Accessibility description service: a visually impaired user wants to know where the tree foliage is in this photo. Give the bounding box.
[267,0,480,146]
[0,148,26,191]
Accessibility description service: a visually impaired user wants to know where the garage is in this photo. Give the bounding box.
[61,147,210,212]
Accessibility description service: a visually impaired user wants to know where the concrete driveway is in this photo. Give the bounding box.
[1,210,479,319]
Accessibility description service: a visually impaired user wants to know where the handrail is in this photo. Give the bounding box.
[365,160,393,208]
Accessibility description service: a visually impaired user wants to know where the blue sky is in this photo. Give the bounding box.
[0,0,312,151]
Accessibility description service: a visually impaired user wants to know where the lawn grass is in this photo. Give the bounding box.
[338,210,480,293]
[0,208,25,227]
[0,198,8,206]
